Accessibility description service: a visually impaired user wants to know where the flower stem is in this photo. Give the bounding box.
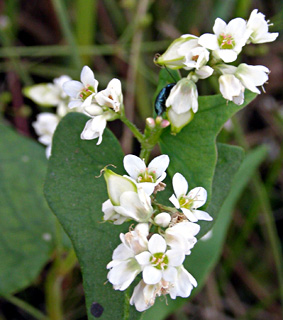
[119,112,144,143]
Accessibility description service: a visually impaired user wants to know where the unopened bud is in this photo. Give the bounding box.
[161,120,170,128]
[146,117,155,128]
[154,212,171,228]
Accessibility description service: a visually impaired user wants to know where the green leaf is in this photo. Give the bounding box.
[159,91,257,208]
[143,144,267,320]
[0,120,56,295]
[44,113,141,320]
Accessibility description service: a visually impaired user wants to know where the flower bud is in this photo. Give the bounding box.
[154,35,198,69]
[166,78,198,114]
[104,169,137,205]
[154,212,171,228]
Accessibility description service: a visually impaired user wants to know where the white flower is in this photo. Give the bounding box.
[219,74,245,105]
[95,78,123,112]
[63,66,98,109]
[177,38,210,70]
[80,112,115,145]
[199,17,249,62]
[165,221,200,255]
[107,224,149,291]
[130,266,197,312]
[135,234,185,285]
[217,63,270,104]
[169,173,212,222]
[102,199,127,225]
[123,154,169,195]
[166,78,198,114]
[23,75,72,108]
[168,265,197,299]
[32,113,59,158]
[154,212,171,228]
[154,34,198,69]
[194,65,214,80]
[235,63,269,94]
[166,107,194,134]
[246,9,279,44]
[114,188,153,223]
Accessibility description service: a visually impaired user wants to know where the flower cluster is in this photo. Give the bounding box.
[155,10,278,133]
[24,75,83,158]
[102,154,212,311]
[63,66,122,144]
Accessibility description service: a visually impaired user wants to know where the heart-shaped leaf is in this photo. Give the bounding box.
[44,113,141,320]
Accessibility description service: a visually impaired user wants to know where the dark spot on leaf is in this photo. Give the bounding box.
[90,302,104,318]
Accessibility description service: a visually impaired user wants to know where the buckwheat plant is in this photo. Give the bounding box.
[28,9,278,316]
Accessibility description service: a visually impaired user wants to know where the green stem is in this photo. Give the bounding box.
[75,0,97,66]
[51,0,82,69]
[3,295,48,320]
[119,112,144,143]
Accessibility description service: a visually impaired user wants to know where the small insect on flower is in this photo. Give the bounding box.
[155,83,176,116]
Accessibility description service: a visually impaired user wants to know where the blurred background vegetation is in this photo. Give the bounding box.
[0,0,282,319]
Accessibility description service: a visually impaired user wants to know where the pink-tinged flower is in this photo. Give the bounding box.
[199,17,249,62]
[63,66,98,109]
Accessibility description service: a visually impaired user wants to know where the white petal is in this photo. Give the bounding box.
[123,154,146,180]
[148,234,166,254]
[135,251,151,265]
[80,66,98,90]
[81,93,94,108]
[167,250,185,266]
[188,187,207,208]
[217,49,238,63]
[169,194,180,209]
[148,154,169,178]
[181,208,198,222]
[138,182,155,196]
[194,209,213,221]
[84,104,103,116]
[213,18,227,35]
[198,34,218,50]
[143,266,162,284]
[68,99,82,109]
[112,243,133,261]
[80,119,98,140]
[172,173,188,198]
[63,81,83,98]
[107,259,140,290]
[163,266,177,282]
[130,281,151,312]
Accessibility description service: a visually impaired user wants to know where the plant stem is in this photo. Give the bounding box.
[120,0,151,154]
[51,0,82,69]
[3,295,48,320]
[45,220,78,320]
[120,111,144,143]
